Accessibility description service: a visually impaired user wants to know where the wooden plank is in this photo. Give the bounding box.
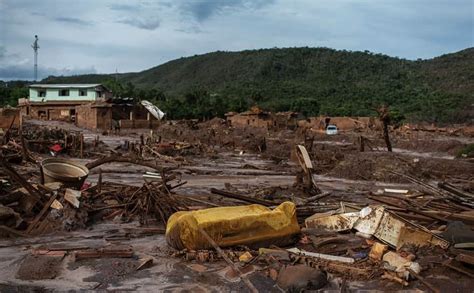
[73,248,134,261]
[0,160,43,202]
[456,254,474,266]
[198,227,258,293]
[26,192,58,234]
[210,188,275,206]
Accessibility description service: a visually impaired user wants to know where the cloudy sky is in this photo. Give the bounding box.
[0,0,472,80]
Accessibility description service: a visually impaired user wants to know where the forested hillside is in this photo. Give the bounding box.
[17,47,474,123]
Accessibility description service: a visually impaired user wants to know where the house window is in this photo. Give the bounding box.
[96,91,102,98]
[59,89,70,96]
[38,90,46,97]
[79,89,87,96]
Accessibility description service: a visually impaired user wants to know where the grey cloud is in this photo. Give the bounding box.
[0,64,97,80]
[0,0,472,80]
[117,18,160,30]
[30,12,45,16]
[108,3,141,12]
[0,46,22,63]
[0,44,97,80]
[53,17,91,26]
[179,0,274,22]
[175,26,203,34]
[109,2,161,30]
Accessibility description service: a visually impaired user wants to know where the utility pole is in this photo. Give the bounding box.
[31,35,39,81]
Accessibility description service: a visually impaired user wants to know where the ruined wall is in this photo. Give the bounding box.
[119,119,160,129]
[0,108,20,129]
[228,114,272,129]
[26,105,75,121]
[327,117,361,130]
[298,116,380,131]
[271,114,298,130]
[76,103,156,130]
[96,108,112,130]
[76,104,97,129]
[76,105,112,130]
[112,105,149,120]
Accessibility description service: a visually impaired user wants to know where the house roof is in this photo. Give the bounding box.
[22,100,96,106]
[29,84,103,89]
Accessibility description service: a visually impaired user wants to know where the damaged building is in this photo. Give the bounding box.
[226,107,302,130]
[225,106,273,129]
[226,107,378,132]
[298,116,382,132]
[19,84,112,122]
[75,100,164,130]
[18,84,164,131]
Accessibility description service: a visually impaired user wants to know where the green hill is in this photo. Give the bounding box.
[42,47,474,123]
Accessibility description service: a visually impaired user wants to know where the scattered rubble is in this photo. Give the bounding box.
[0,116,473,291]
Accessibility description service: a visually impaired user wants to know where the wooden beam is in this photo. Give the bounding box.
[210,188,275,206]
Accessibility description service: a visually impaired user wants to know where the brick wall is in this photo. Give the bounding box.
[301,116,380,131]
[119,119,160,129]
[26,105,75,121]
[96,108,112,130]
[76,104,97,129]
[76,105,113,130]
[0,108,20,129]
[228,114,272,128]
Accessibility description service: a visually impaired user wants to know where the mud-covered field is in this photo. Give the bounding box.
[0,118,473,291]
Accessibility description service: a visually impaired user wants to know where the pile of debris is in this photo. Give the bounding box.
[0,150,186,237]
[131,147,469,291]
[1,119,473,291]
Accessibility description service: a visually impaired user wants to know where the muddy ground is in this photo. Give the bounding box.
[0,118,473,291]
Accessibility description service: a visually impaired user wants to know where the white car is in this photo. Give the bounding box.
[326,125,338,135]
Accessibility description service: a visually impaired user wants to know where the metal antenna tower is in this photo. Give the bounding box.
[31,35,39,81]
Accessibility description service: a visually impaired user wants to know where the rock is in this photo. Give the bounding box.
[277,264,327,291]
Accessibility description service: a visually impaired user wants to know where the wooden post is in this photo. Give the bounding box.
[19,112,23,134]
[198,227,258,293]
[80,134,84,158]
[72,134,76,156]
[147,112,151,129]
[98,168,102,193]
[359,135,365,152]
